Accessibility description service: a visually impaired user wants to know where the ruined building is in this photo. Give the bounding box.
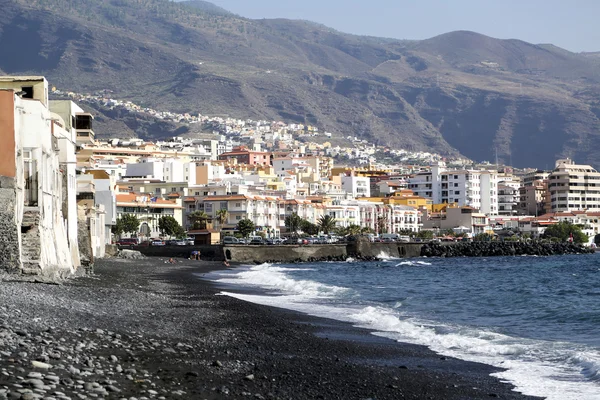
[0,77,81,276]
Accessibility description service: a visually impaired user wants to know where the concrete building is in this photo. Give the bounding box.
[115,193,183,240]
[76,175,107,260]
[0,77,76,276]
[340,175,371,199]
[422,205,490,236]
[48,100,83,267]
[548,158,600,212]
[218,146,271,166]
[498,181,520,216]
[518,180,547,216]
[408,163,498,215]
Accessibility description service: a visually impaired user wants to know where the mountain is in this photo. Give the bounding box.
[176,0,233,16]
[3,0,600,169]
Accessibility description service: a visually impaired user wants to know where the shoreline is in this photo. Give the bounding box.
[0,257,543,399]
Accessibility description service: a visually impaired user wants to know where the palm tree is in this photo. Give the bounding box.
[346,224,362,236]
[215,209,229,231]
[188,210,210,230]
[318,215,337,234]
[284,213,302,237]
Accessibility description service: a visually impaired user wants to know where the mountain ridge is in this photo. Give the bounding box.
[3,0,600,168]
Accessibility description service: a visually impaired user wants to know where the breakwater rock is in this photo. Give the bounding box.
[421,241,594,258]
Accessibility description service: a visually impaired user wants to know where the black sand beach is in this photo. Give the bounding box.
[0,257,543,399]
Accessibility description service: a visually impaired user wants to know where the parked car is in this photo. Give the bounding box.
[249,236,265,245]
[116,238,138,248]
[222,236,241,245]
[185,237,195,246]
[150,239,165,246]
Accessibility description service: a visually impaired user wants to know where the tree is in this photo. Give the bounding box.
[215,209,229,230]
[346,224,362,236]
[188,210,210,230]
[300,219,319,236]
[377,216,388,234]
[158,216,184,238]
[237,218,255,238]
[285,213,303,237]
[318,215,337,234]
[115,214,140,237]
[543,221,588,244]
[417,230,434,240]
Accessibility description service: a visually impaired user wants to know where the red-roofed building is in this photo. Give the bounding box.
[116,193,183,239]
[218,146,271,166]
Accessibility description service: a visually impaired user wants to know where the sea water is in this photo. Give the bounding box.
[205,253,600,400]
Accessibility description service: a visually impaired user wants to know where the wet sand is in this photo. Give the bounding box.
[0,257,543,399]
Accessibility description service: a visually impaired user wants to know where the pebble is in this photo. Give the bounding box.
[31,361,51,370]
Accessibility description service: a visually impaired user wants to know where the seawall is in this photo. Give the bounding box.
[136,242,421,263]
[134,241,594,264]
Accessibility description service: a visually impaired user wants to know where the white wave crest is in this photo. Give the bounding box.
[347,306,600,400]
[217,264,347,299]
[395,260,432,266]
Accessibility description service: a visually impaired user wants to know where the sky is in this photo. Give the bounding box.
[205,0,600,53]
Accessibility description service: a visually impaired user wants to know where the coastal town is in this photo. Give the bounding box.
[1,76,598,276]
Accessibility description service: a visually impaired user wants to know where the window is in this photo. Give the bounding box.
[236,215,241,220]
[21,86,34,99]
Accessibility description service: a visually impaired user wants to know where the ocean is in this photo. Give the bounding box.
[205,253,600,400]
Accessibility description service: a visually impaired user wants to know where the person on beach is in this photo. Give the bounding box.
[223,260,230,267]
[190,250,200,260]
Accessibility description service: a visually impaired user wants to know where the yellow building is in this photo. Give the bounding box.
[358,189,433,211]
[330,166,392,180]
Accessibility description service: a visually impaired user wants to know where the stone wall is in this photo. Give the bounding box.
[0,177,20,273]
[222,244,348,263]
[77,213,94,273]
[137,245,225,261]
[348,240,422,259]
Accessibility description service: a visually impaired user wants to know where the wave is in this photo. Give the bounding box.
[212,263,600,400]
[395,260,433,266]
[216,263,348,299]
[348,306,600,400]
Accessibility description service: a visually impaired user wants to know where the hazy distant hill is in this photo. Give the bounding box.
[3,0,600,168]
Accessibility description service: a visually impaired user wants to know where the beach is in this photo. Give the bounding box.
[0,257,542,399]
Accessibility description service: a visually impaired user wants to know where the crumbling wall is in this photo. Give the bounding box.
[0,177,21,273]
[77,210,94,274]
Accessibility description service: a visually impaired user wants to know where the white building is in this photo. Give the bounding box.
[408,162,498,215]
[548,158,600,212]
[341,175,371,199]
[498,181,520,216]
[0,76,76,276]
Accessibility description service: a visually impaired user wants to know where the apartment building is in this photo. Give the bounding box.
[408,163,498,215]
[340,175,371,199]
[218,146,271,166]
[189,194,282,237]
[115,193,183,240]
[548,158,600,212]
[498,181,520,216]
[422,205,490,235]
[518,180,546,216]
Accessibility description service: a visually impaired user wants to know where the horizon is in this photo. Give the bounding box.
[188,0,600,53]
